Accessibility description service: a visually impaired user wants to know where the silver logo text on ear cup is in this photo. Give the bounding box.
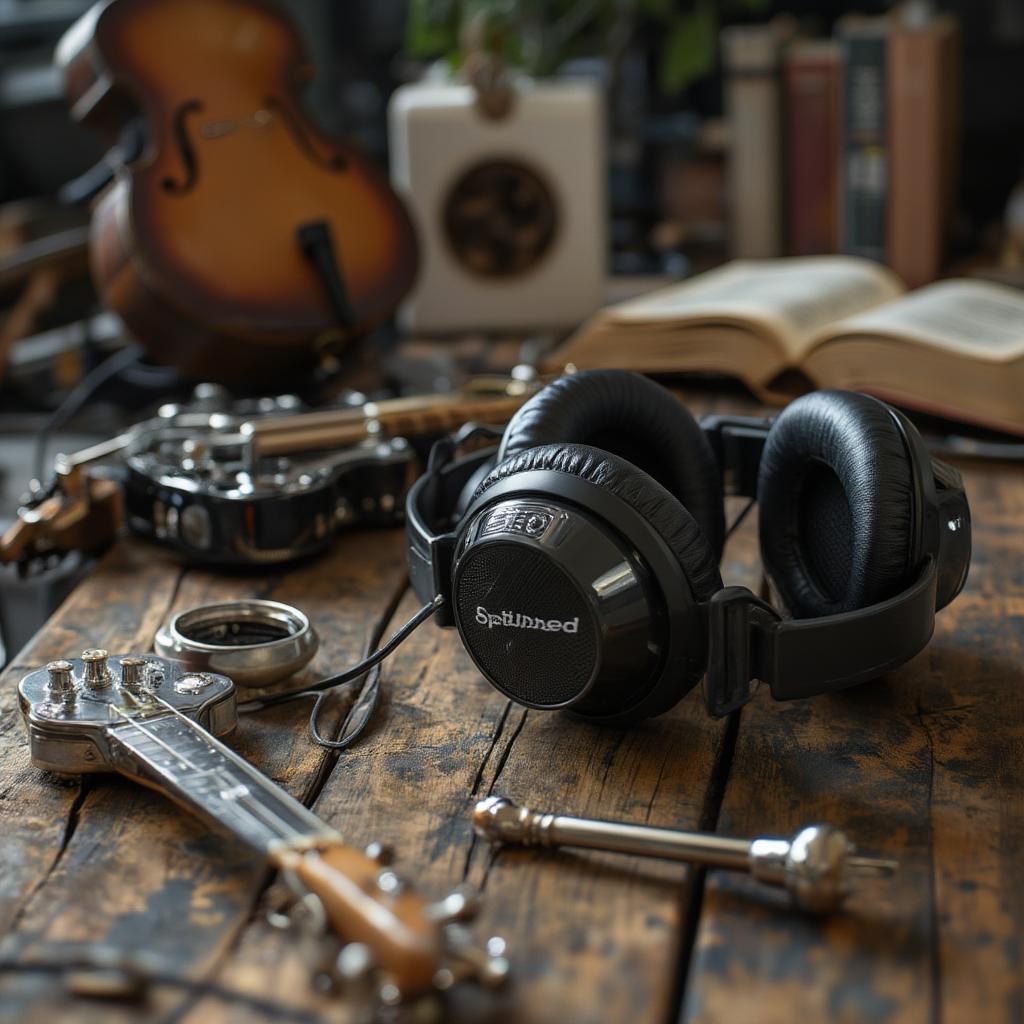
[480,503,557,540]
[474,606,580,633]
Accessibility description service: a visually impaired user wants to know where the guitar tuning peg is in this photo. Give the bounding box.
[263,877,299,929]
[364,841,394,866]
[375,869,405,897]
[282,890,328,938]
[376,970,403,1007]
[425,883,481,924]
[432,966,457,992]
[483,936,510,986]
[442,924,510,989]
[335,941,376,983]
[327,943,384,1016]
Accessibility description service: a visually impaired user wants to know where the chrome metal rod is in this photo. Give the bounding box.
[543,816,752,870]
[473,796,898,913]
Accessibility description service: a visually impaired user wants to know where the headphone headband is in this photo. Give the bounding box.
[406,417,773,618]
[704,557,938,716]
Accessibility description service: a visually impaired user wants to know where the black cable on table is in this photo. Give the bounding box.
[239,595,445,750]
[33,343,143,484]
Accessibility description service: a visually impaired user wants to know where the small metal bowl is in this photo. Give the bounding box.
[154,599,318,690]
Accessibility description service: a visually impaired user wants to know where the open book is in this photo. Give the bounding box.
[545,256,1024,434]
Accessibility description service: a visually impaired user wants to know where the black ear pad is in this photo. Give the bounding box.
[473,442,724,602]
[499,370,726,556]
[758,391,918,618]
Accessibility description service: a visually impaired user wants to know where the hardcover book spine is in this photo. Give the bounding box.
[722,23,790,258]
[888,20,960,288]
[840,30,888,263]
[785,46,842,255]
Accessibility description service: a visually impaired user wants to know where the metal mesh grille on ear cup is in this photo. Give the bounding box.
[454,542,598,707]
[797,463,854,602]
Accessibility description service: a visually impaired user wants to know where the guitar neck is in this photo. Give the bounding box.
[104,706,449,995]
[105,709,336,854]
[17,651,505,999]
[247,393,529,459]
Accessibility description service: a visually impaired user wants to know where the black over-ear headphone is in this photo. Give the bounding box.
[405,371,971,723]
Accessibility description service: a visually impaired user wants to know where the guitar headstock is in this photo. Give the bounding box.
[18,651,509,1003]
[17,651,237,774]
[0,471,123,566]
[274,840,509,1003]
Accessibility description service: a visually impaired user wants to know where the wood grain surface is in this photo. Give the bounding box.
[0,389,1021,1024]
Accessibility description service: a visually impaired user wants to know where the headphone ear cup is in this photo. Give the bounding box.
[468,443,722,719]
[474,443,723,602]
[757,391,918,618]
[498,370,726,556]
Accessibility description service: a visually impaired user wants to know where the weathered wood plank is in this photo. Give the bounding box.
[8,382,1016,1024]
[681,461,1024,1024]
[183,488,762,1024]
[85,386,764,1022]
[0,529,408,1023]
[0,540,184,936]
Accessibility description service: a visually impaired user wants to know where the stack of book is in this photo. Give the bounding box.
[722,8,960,288]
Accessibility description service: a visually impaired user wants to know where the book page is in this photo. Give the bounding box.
[607,256,904,360]
[813,279,1024,359]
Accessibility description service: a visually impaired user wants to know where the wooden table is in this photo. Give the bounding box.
[0,388,1022,1023]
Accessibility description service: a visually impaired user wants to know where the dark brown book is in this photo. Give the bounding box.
[784,41,843,255]
[837,16,889,263]
[887,14,961,288]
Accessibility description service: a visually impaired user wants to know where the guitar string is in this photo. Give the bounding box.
[105,697,312,846]
[152,695,322,844]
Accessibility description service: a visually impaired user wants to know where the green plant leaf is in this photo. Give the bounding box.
[637,0,674,21]
[406,0,461,59]
[658,2,718,96]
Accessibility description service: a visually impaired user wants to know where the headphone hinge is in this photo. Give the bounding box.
[700,416,771,497]
[703,586,781,717]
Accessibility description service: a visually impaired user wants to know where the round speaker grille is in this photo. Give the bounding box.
[454,542,597,707]
[442,159,558,277]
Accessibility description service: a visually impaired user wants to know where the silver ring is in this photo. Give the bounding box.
[154,600,318,689]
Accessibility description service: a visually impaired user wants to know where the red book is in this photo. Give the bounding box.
[785,41,842,256]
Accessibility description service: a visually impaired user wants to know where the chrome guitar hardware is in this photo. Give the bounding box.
[18,652,509,1005]
[154,599,319,690]
[2,374,544,569]
[473,796,897,913]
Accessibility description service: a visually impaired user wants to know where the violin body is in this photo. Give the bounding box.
[57,0,418,383]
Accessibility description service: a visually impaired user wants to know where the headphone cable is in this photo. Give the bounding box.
[238,593,445,718]
[724,496,756,541]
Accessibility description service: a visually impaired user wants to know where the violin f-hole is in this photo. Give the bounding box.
[161,100,204,195]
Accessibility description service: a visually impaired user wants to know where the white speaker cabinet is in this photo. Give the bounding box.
[388,77,606,334]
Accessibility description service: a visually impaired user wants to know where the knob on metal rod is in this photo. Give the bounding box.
[472,796,897,913]
[81,649,111,690]
[119,656,149,695]
[46,660,76,700]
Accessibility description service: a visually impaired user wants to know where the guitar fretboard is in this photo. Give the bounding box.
[106,711,337,854]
